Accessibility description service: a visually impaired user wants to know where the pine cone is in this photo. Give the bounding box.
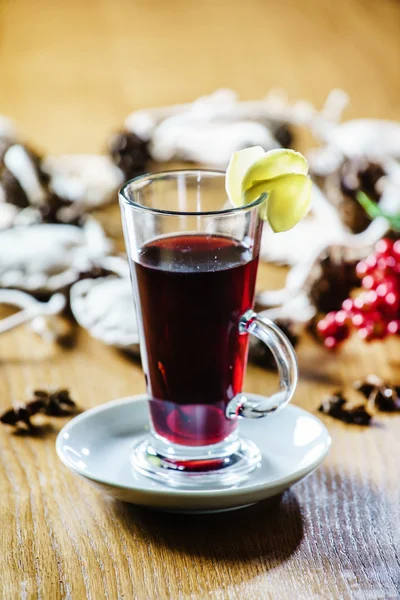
[324,158,385,233]
[271,123,294,148]
[1,169,30,208]
[309,248,359,313]
[108,131,149,179]
[0,144,52,211]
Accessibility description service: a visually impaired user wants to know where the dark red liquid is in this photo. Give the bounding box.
[132,234,259,446]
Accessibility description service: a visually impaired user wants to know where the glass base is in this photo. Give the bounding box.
[131,432,262,489]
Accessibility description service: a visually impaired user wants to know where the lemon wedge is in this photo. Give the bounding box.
[244,173,312,232]
[225,146,265,207]
[226,147,312,232]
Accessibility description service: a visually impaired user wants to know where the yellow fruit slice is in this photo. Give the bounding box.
[244,173,312,232]
[225,146,265,207]
[242,148,308,192]
[225,146,312,232]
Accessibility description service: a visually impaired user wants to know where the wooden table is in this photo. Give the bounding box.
[1,1,400,598]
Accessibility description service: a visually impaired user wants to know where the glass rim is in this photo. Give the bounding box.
[118,169,264,217]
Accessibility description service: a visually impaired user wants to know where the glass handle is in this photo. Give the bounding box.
[226,310,298,419]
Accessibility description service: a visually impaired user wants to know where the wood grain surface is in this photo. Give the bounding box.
[1,0,400,598]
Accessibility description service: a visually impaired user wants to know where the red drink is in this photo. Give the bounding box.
[133,234,259,447]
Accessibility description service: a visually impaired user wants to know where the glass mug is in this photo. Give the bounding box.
[119,170,297,487]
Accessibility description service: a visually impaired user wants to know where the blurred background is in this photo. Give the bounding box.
[1,0,399,154]
[2,3,400,596]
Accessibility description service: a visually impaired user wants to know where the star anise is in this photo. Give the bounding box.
[318,391,372,426]
[0,388,77,430]
[354,375,400,412]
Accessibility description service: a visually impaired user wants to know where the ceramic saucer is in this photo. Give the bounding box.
[56,395,331,513]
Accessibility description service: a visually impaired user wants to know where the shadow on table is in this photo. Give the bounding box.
[112,490,303,564]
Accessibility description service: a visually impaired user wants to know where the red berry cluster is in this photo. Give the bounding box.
[317,239,400,349]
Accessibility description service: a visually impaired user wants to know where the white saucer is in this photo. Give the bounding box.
[56,395,331,513]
